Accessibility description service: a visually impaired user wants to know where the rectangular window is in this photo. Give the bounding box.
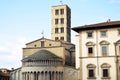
[101,31,107,37]
[55,28,59,33]
[55,37,59,41]
[55,9,59,15]
[88,47,93,54]
[60,9,64,14]
[60,37,64,40]
[88,69,94,77]
[41,41,44,47]
[103,69,108,77]
[102,46,107,54]
[61,18,64,24]
[87,32,93,38]
[55,19,59,24]
[61,27,64,33]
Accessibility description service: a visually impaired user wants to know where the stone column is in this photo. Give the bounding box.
[36,72,39,80]
[52,72,54,80]
[25,72,27,80]
[43,72,45,80]
[22,72,24,80]
[54,72,56,80]
[47,72,50,80]
[61,72,63,80]
[38,72,41,80]
[31,72,34,80]
[45,72,47,80]
[28,72,31,80]
[28,72,30,80]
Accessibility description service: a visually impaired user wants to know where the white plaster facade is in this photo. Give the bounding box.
[72,21,120,80]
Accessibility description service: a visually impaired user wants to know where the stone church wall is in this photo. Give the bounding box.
[64,66,79,80]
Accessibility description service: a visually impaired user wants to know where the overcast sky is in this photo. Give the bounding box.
[0,0,120,69]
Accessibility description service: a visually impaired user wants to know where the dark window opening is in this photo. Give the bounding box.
[60,37,64,40]
[103,69,108,77]
[61,27,64,33]
[88,47,93,54]
[55,9,59,15]
[87,32,93,38]
[55,19,59,24]
[55,28,59,33]
[89,69,94,77]
[60,9,64,14]
[55,37,59,41]
[61,18,64,24]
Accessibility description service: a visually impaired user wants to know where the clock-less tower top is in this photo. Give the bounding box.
[51,5,71,42]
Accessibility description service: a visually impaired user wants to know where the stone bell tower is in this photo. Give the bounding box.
[51,5,71,42]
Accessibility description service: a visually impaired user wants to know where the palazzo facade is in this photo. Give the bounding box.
[72,20,120,80]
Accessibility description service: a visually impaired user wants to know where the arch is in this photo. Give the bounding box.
[101,63,111,68]
[87,64,96,68]
[99,40,110,45]
[115,40,120,44]
[86,42,95,46]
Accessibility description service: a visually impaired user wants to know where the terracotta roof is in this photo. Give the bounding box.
[22,50,62,62]
[72,20,120,33]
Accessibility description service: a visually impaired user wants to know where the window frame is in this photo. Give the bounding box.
[55,28,59,33]
[60,18,64,24]
[60,27,64,33]
[87,32,93,38]
[55,37,59,41]
[86,42,95,57]
[115,40,120,55]
[55,9,59,15]
[101,30,107,37]
[88,69,94,78]
[102,69,109,77]
[101,45,107,55]
[100,41,109,56]
[101,63,111,79]
[60,37,64,40]
[55,18,59,24]
[88,47,93,54]
[60,9,64,15]
[87,64,96,79]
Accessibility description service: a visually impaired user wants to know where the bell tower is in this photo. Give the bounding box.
[51,5,71,42]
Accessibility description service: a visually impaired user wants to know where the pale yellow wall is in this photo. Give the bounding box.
[23,47,65,59]
[64,67,79,80]
[23,38,75,66]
